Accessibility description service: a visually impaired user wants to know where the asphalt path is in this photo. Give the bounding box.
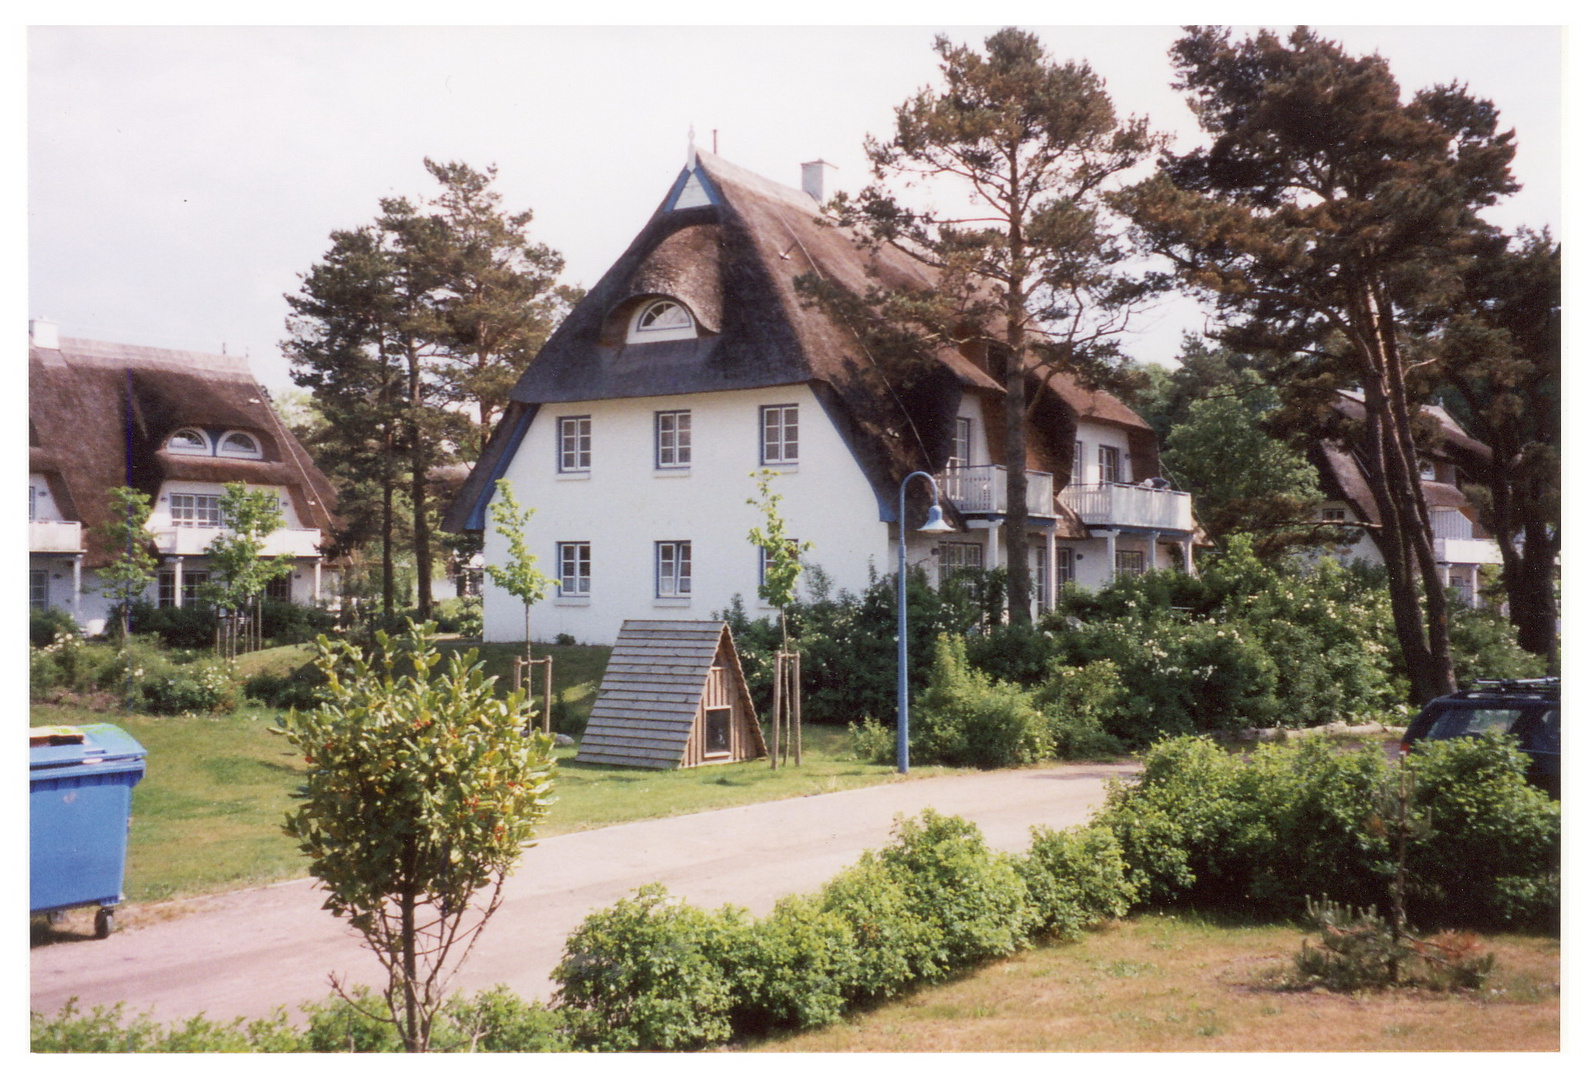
[30,762,1138,1024]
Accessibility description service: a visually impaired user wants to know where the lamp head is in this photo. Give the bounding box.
[918,504,957,534]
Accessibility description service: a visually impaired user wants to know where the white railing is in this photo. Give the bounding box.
[153,526,323,558]
[1059,482,1194,532]
[937,466,1056,518]
[28,519,82,553]
[1434,536,1502,566]
[1430,508,1479,541]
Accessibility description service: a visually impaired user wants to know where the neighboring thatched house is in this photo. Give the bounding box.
[577,620,765,769]
[28,319,341,632]
[444,147,1196,645]
[1309,390,1501,606]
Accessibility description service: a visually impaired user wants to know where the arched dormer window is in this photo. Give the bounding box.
[217,430,263,459]
[167,428,211,455]
[628,298,696,343]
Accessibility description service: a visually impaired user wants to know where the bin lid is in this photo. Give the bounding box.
[29,723,147,770]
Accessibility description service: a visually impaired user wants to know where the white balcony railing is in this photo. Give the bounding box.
[1434,536,1502,566]
[1059,482,1194,532]
[29,519,82,553]
[937,466,1056,518]
[153,526,323,558]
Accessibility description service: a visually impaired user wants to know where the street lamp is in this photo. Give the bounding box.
[897,470,956,774]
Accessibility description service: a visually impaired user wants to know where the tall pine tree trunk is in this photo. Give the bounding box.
[407,346,434,620]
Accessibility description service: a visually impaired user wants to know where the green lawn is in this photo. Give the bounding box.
[755,914,1560,1053]
[31,638,954,903]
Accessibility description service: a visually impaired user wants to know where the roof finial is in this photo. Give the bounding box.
[687,124,697,169]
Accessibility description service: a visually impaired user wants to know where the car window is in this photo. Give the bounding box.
[1523,709,1559,753]
[1427,707,1523,738]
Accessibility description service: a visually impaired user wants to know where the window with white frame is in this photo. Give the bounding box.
[1056,544,1076,586]
[656,410,691,468]
[558,416,592,472]
[217,431,263,459]
[157,570,210,607]
[167,428,211,455]
[1321,506,1347,522]
[760,405,799,465]
[1072,441,1085,486]
[559,542,592,597]
[29,485,37,521]
[266,573,292,602]
[1114,548,1146,579]
[950,417,972,470]
[656,541,692,598]
[630,299,696,342]
[30,568,48,608]
[1098,445,1122,485]
[938,541,983,576]
[169,493,224,528]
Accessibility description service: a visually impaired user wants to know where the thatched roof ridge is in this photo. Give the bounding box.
[447,151,1156,531]
[30,336,340,566]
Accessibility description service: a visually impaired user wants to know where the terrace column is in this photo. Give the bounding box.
[71,554,82,617]
[172,557,184,608]
[1104,529,1119,583]
[1147,531,1162,571]
[1181,538,1194,575]
[1043,521,1058,613]
[313,557,323,603]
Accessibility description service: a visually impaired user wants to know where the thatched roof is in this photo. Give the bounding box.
[1310,391,1491,530]
[445,151,1156,533]
[29,336,340,566]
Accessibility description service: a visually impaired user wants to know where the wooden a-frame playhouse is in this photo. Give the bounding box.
[576,620,766,769]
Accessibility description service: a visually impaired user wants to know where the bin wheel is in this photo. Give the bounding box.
[94,908,115,939]
[46,910,66,927]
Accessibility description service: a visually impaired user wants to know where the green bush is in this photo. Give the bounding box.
[258,600,337,645]
[1033,658,1126,759]
[430,596,483,639]
[127,600,216,649]
[726,895,859,1035]
[1448,604,1545,684]
[911,635,1048,768]
[552,883,744,1051]
[243,661,328,711]
[1096,734,1560,928]
[847,717,896,765]
[30,607,80,648]
[1018,824,1135,939]
[874,810,1038,979]
[816,854,933,1002]
[136,655,239,714]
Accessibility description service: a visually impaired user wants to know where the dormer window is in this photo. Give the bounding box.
[628,299,696,343]
[167,428,211,455]
[218,431,263,459]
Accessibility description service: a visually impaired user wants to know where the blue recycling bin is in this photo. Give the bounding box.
[30,724,147,938]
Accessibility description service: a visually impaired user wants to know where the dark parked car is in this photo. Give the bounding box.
[1401,678,1559,799]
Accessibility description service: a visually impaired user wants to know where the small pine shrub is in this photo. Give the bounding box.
[1290,897,1495,993]
[847,717,895,765]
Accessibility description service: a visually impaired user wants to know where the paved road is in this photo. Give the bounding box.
[31,763,1137,1023]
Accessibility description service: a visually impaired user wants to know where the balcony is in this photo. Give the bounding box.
[1059,482,1194,532]
[153,526,324,558]
[937,466,1056,519]
[1434,536,1502,566]
[29,519,82,553]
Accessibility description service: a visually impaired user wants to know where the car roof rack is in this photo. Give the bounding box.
[1461,676,1559,698]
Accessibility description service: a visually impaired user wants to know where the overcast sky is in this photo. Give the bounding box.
[28,23,1564,398]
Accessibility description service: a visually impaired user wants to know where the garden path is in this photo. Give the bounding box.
[30,762,1136,1024]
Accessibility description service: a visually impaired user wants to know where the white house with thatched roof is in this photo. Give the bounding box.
[28,319,342,633]
[444,149,1197,646]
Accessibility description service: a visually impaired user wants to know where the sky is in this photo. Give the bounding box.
[27,21,1565,400]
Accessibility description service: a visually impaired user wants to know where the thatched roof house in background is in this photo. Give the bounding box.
[577,620,765,769]
[445,147,1197,647]
[28,319,341,629]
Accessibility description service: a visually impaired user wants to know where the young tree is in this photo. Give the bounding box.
[1113,26,1519,702]
[275,624,557,1052]
[745,469,815,647]
[1430,228,1560,662]
[837,28,1163,623]
[95,486,158,643]
[483,479,553,667]
[202,484,297,656]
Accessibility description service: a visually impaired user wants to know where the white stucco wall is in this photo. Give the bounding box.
[480,384,894,645]
[1074,419,1134,484]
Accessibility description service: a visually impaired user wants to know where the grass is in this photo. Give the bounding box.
[754,913,1560,1053]
[31,636,955,902]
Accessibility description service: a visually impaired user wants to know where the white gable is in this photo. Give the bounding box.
[672,172,713,210]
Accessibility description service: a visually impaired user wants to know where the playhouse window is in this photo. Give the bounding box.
[705,707,732,755]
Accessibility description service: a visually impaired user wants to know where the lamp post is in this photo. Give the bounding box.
[897,471,956,773]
